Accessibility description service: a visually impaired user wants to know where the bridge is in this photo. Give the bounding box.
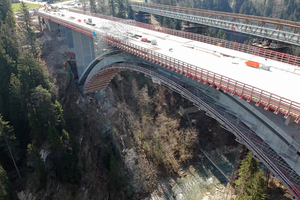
[131,2,300,47]
[36,8,300,199]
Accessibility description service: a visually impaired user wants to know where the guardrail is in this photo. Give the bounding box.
[85,62,300,199]
[100,36,300,123]
[36,10,300,123]
[131,2,300,46]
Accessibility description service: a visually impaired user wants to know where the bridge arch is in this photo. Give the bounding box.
[83,62,300,199]
[78,50,128,86]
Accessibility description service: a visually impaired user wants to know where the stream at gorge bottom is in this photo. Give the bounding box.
[147,152,236,200]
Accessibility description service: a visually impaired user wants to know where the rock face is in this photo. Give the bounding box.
[17,190,36,200]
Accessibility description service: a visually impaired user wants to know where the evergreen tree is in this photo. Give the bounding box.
[0,164,17,200]
[48,125,62,152]
[127,5,134,19]
[206,27,216,37]
[116,0,126,18]
[170,0,176,6]
[18,2,40,56]
[217,29,227,40]
[185,0,191,8]
[26,143,47,189]
[0,116,21,179]
[245,169,266,200]
[173,19,181,30]
[214,0,231,12]
[239,0,258,15]
[235,152,266,200]
[109,0,116,17]
[202,0,214,10]
[0,0,16,29]
[233,0,244,13]
[162,17,171,28]
[90,0,97,13]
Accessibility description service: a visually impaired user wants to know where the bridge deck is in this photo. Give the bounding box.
[41,9,300,105]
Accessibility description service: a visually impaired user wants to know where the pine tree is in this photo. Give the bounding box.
[0,0,16,29]
[233,0,244,13]
[90,0,97,13]
[109,0,116,17]
[246,170,266,200]
[173,19,181,30]
[0,116,21,179]
[116,0,126,18]
[217,29,227,40]
[0,164,17,200]
[206,27,216,37]
[235,152,266,200]
[18,2,41,56]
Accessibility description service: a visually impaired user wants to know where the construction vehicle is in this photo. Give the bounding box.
[63,55,70,65]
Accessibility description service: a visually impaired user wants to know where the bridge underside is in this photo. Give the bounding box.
[82,62,300,199]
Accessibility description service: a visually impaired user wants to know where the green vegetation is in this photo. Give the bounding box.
[0,0,83,196]
[11,3,39,12]
[235,152,266,200]
[0,164,17,200]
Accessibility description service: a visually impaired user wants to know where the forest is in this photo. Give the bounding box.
[0,1,84,199]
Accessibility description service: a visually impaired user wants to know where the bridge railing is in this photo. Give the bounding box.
[36,10,300,122]
[100,35,300,122]
[68,8,300,67]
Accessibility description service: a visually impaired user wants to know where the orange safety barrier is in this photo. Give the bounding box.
[245,61,260,68]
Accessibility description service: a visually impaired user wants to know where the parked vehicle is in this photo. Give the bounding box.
[151,39,157,45]
[141,38,147,42]
[86,22,96,26]
[77,19,81,22]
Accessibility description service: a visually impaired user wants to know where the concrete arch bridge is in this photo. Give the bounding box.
[81,54,300,199]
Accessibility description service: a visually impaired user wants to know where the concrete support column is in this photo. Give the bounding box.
[38,16,43,31]
[66,27,74,50]
[72,30,95,78]
[43,19,60,32]
[60,25,67,37]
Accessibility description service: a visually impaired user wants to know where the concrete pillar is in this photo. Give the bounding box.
[72,30,95,78]
[43,19,59,32]
[60,25,67,37]
[38,16,43,31]
[66,27,74,49]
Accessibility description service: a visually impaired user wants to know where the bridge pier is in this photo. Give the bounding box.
[72,30,95,78]
[43,18,60,32]
[59,25,67,37]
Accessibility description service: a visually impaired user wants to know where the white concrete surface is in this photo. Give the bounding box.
[37,9,300,105]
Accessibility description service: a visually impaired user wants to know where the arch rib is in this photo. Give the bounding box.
[84,63,300,199]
